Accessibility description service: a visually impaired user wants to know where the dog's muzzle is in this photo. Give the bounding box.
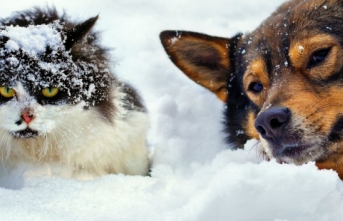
[253,107,306,159]
[254,107,291,143]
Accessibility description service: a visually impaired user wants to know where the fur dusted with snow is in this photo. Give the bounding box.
[160,0,343,180]
[0,7,149,178]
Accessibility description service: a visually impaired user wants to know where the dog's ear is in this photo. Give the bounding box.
[64,15,99,50]
[160,30,232,102]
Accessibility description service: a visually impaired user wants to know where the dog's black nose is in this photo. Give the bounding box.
[254,107,290,141]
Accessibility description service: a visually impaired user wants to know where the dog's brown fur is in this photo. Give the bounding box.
[160,0,343,179]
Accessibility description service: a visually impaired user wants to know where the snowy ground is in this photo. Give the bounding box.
[0,0,343,220]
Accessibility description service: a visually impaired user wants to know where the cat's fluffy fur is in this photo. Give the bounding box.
[0,7,149,178]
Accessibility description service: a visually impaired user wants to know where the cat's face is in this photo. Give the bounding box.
[0,78,107,162]
[0,17,114,140]
[0,82,67,138]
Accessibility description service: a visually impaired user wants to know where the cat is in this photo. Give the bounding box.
[0,7,149,179]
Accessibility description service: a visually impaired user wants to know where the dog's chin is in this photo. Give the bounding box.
[261,139,325,165]
[10,128,40,139]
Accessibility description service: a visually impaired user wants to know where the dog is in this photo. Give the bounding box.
[160,0,343,179]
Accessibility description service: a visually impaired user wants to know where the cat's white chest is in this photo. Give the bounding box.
[0,87,149,178]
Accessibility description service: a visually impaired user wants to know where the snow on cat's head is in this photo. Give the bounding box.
[2,23,62,57]
[0,10,114,107]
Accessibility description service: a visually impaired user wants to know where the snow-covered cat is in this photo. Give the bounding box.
[0,7,149,179]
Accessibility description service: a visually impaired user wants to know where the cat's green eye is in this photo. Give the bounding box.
[0,86,16,98]
[42,87,59,98]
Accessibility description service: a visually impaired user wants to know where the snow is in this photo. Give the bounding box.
[0,17,113,106]
[1,24,61,56]
[298,45,305,53]
[0,0,342,220]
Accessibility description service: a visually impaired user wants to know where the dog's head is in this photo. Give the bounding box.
[160,0,343,176]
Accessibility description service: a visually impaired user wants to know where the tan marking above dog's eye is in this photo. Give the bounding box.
[289,35,343,80]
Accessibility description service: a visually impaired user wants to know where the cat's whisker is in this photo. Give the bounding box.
[48,130,62,160]
[53,126,76,164]
[0,130,11,159]
[56,123,79,148]
[0,130,12,174]
[5,133,12,161]
[1,129,12,175]
[46,134,54,161]
[37,135,48,162]
[56,122,75,135]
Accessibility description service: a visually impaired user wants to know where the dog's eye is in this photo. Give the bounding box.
[308,48,331,68]
[248,82,264,93]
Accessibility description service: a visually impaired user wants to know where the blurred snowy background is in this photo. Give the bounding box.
[0,0,342,220]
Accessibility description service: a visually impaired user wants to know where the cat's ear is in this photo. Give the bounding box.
[64,15,99,50]
[160,30,232,102]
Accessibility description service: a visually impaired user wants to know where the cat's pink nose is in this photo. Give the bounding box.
[21,112,35,124]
